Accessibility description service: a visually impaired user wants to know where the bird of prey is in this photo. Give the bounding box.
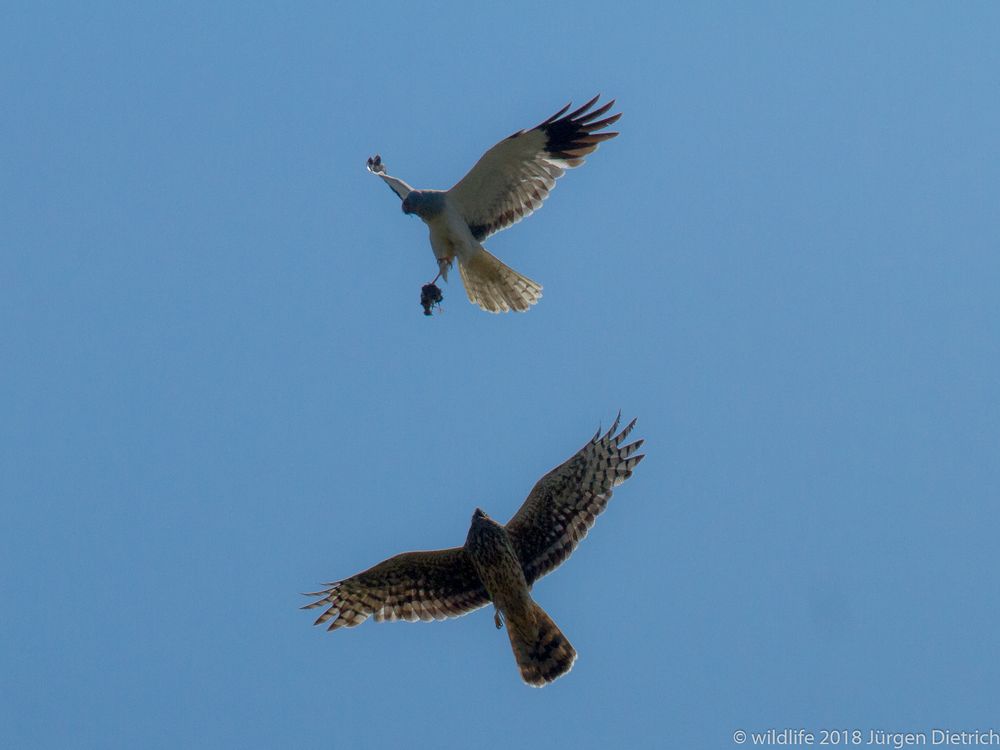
[365,95,621,313]
[303,415,644,686]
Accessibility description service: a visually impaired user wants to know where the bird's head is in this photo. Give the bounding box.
[467,507,499,544]
[401,191,444,219]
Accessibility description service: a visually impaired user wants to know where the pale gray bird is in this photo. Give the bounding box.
[304,415,644,686]
[366,96,621,313]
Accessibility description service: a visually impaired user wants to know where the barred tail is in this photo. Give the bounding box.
[507,602,577,687]
[457,246,542,313]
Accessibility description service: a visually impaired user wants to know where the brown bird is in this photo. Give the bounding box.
[303,415,644,686]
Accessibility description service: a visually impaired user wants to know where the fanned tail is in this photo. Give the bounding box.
[507,601,577,687]
[458,247,542,313]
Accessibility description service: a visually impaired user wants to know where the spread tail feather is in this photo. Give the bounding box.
[507,601,577,687]
[458,247,542,313]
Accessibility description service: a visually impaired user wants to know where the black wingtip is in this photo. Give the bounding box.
[565,94,602,121]
[538,95,622,163]
[541,101,573,127]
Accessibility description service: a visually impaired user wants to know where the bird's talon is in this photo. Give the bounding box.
[494,610,505,630]
[366,154,384,174]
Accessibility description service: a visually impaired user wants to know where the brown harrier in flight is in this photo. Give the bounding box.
[366,95,621,313]
[303,415,644,686]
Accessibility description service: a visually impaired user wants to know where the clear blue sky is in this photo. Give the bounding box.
[3,3,999,748]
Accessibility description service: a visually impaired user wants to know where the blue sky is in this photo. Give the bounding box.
[3,2,999,748]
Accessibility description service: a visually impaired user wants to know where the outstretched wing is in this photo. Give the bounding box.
[303,547,489,630]
[505,414,644,586]
[447,96,621,242]
[366,154,414,201]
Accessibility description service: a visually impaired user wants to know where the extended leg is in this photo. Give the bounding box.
[430,256,453,285]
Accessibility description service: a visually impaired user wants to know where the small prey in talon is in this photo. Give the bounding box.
[420,282,444,316]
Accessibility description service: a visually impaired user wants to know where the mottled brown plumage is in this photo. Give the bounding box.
[303,415,644,686]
